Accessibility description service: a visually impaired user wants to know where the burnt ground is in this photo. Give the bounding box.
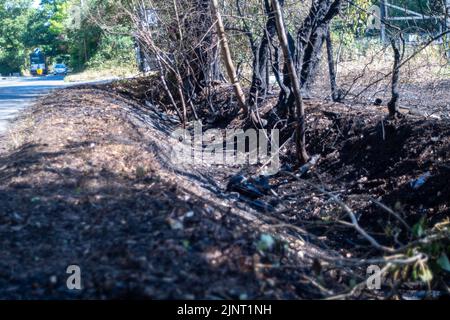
[0,79,449,299]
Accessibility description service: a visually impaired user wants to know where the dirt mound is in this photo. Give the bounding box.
[1,81,448,299]
[316,115,450,218]
[0,87,346,299]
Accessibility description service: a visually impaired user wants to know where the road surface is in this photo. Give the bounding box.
[0,75,76,134]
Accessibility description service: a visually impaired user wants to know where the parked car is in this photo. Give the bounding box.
[53,64,68,76]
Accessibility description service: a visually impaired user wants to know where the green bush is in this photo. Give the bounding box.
[85,32,136,71]
[0,49,26,75]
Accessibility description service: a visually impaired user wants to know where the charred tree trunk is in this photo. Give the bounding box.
[248,0,277,108]
[278,33,298,119]
[275,0,342,119]
[272,0,297,121]
[326,28,340,102]
[271,0,309,164]
[211,0,248,114]
[184,0,221,95]
[445,0,450,60]
[299,27,326,95]
[296,0,342,95]
[387,38,401,118]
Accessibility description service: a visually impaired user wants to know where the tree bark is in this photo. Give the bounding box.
[184,0,221,95]
[211,0,248,114]
[271,0,309,163]
[248,0,277,108]
[326,28,340,102]
[296,0,342,94]
[387,38,401,118]
[445,0,450,60]
[275,0,341,118]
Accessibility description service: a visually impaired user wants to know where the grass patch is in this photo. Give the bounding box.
[65,64,139,83]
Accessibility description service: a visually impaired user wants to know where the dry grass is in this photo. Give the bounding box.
[65,65,139,83]
[311,41,450,119]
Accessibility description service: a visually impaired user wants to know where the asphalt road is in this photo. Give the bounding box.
[0,75,73,134]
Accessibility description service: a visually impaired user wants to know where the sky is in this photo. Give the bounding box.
[32,0,41,8]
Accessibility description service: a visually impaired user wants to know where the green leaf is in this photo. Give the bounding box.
[437,253,450,272]
[412,219,425,238]
[419,267,433,283]
[182,240,190,249]
[257,234,275,252]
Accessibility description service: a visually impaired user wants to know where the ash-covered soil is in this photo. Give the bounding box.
[0,79,448,299]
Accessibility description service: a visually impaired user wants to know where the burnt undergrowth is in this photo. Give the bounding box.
[0,79,449,299]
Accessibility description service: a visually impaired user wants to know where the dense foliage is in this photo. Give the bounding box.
[0,0,135,75]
